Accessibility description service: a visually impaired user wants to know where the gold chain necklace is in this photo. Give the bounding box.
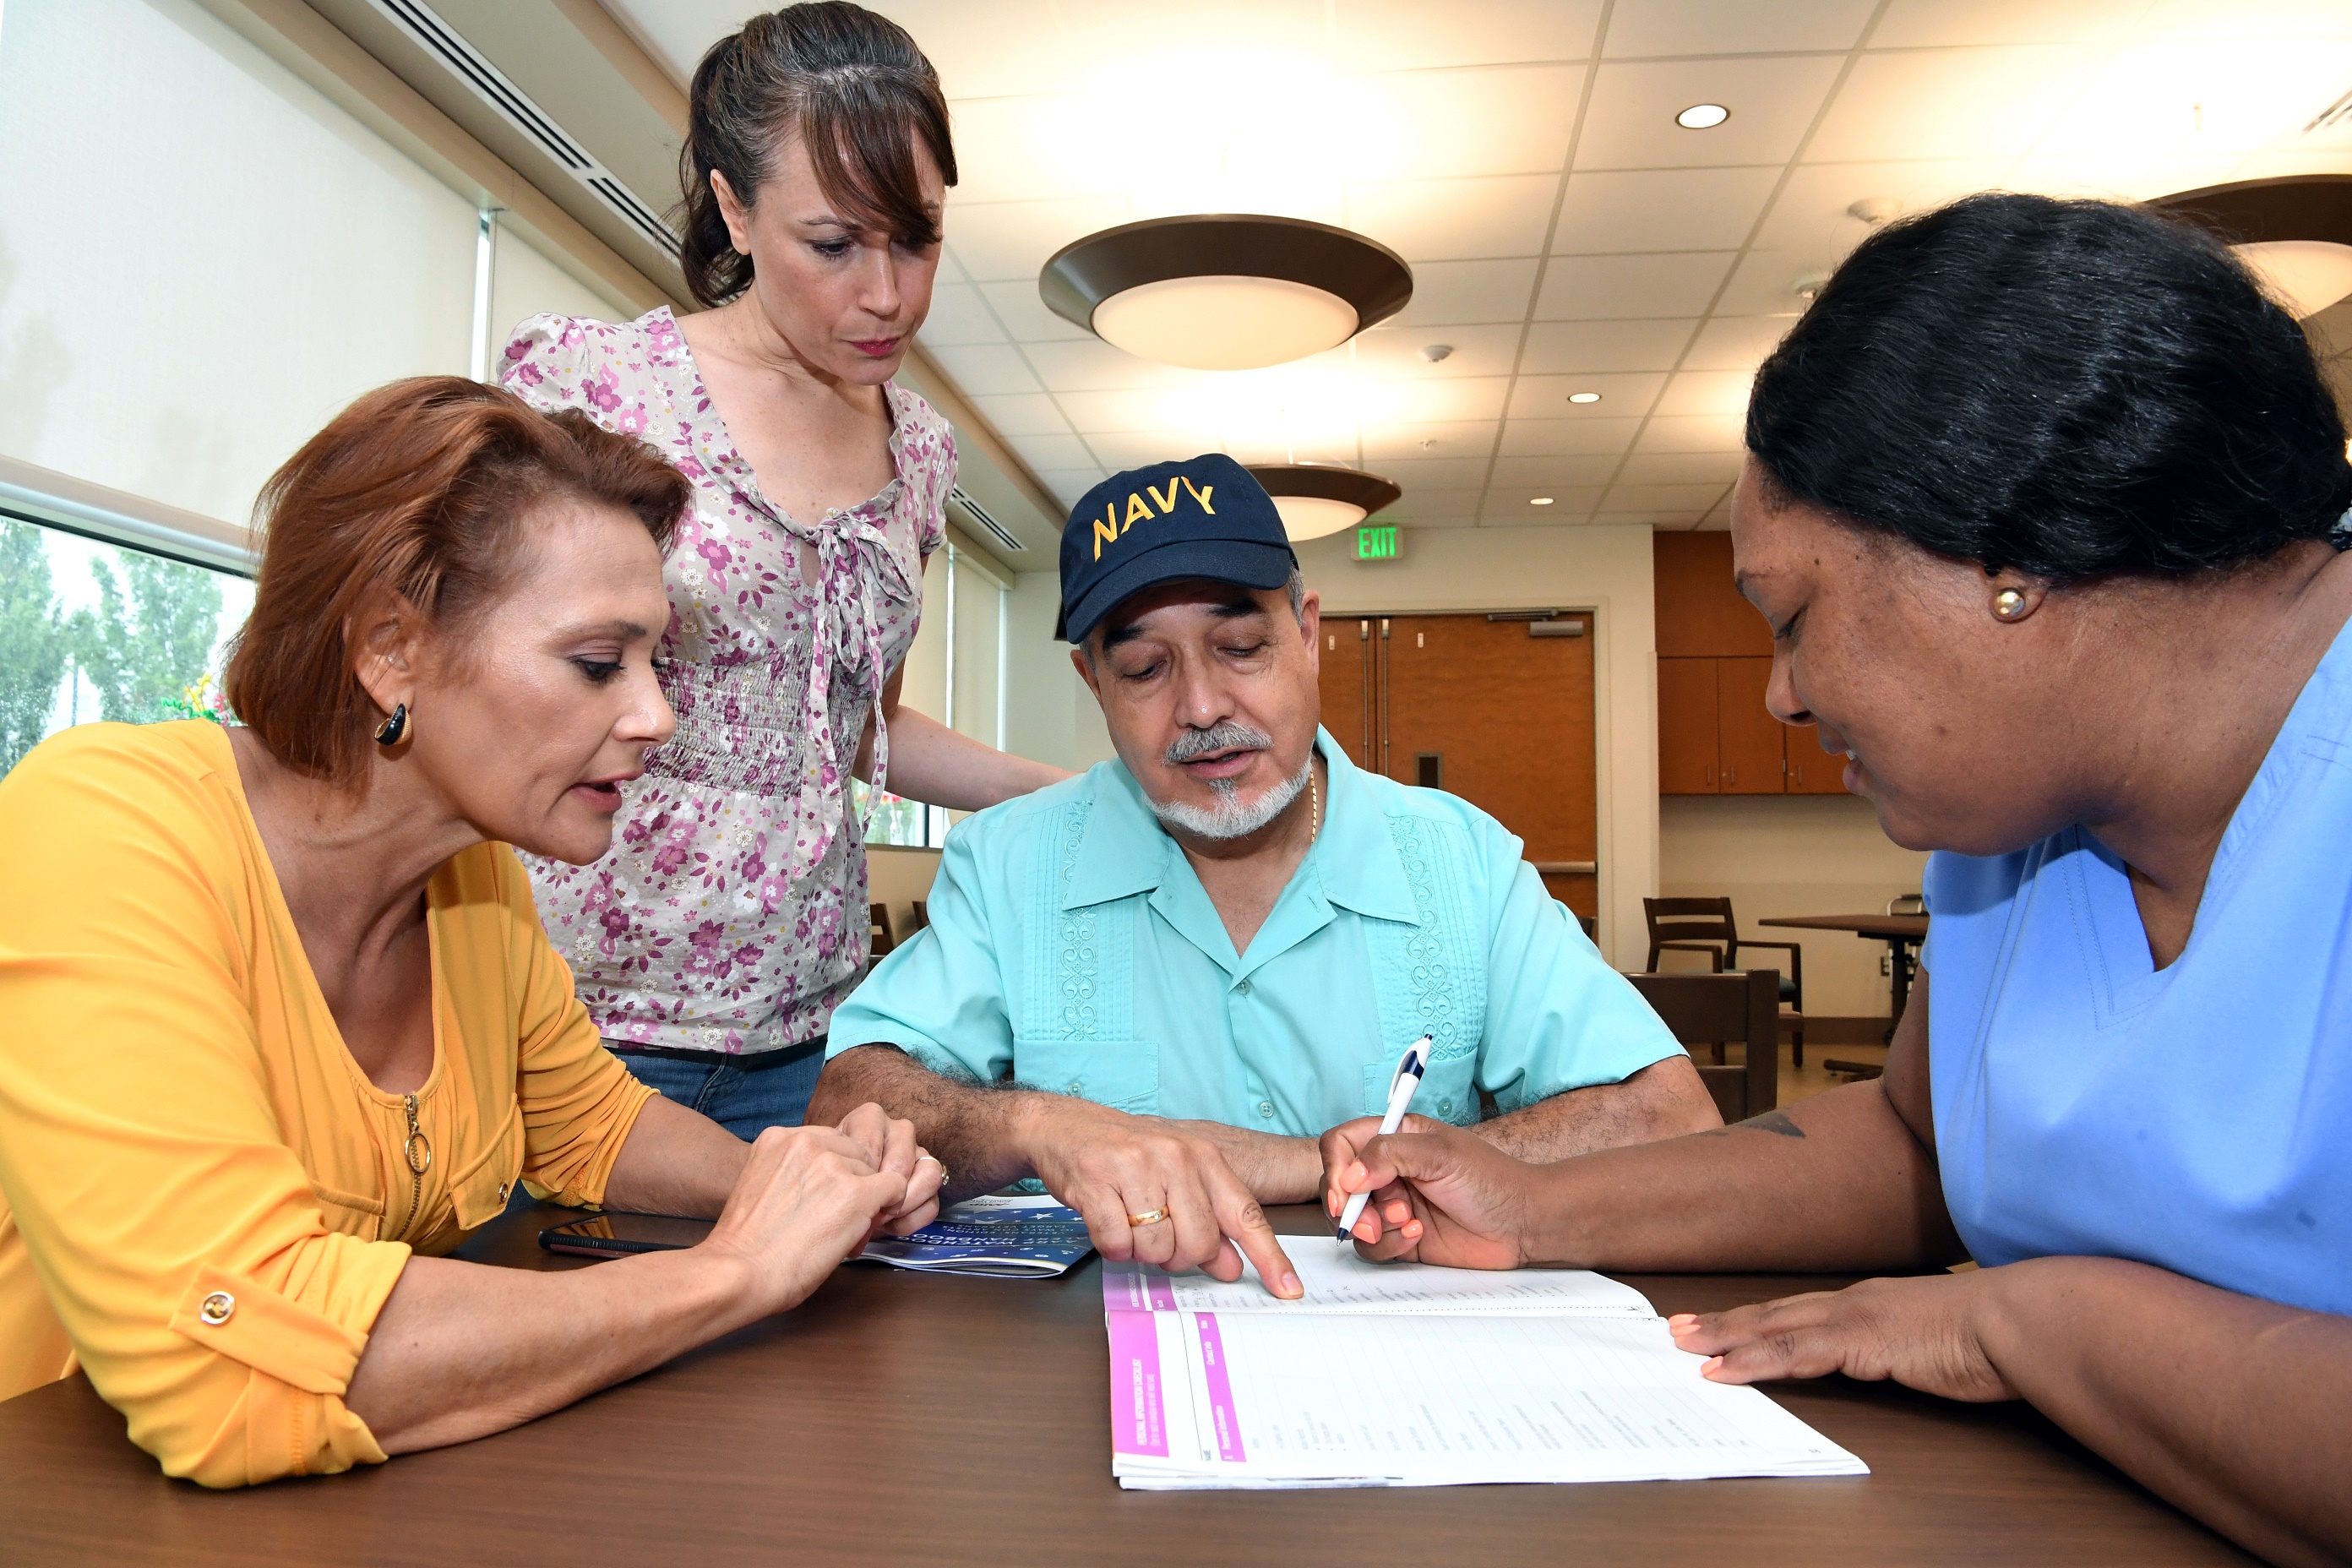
[1309,763,1320,841]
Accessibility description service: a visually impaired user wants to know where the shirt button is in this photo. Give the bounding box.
[1235,978,1252,996]
[1438,1097,1454,1117]
[198,1292,235,1326]
[497,1180,510,1203]
[1067,1079,1084,1095]
[1256,1100,1274,1119]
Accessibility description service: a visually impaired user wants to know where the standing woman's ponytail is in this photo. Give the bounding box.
[674,3,957,308]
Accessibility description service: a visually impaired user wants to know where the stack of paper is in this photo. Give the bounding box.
[1102,1239,1867,1489]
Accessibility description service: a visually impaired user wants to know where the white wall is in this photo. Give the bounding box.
[1294,523,1658,969]
[1658,794,1927,1016]
[1004,569,1115,776]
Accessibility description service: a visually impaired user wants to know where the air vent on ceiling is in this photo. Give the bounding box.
[365,0,678,253]
[949,486,1026,553]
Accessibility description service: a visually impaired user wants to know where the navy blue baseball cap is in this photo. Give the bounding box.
[1056,453,1298,644]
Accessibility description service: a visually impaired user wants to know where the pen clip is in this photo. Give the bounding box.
[1393,1033,1432,1086]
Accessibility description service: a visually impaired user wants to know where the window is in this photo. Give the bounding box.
[855,534,1010,847]
[0,0,639,780]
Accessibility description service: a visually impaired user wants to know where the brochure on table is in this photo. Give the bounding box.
[859,1193,1093,1277]
[1102,1239,1869,1490]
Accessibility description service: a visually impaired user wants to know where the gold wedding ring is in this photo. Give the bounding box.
[1125,1206,1170,1228]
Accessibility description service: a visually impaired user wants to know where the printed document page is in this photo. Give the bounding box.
[1104,1239,1655,1317]
[1110,1309,1867,1489]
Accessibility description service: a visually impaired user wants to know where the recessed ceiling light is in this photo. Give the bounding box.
[1566,391,1602,405]
[1675,103,1729,130]
[1040,215,1413,371]
[1530,496,1555,506]
[1245,463,1403,542]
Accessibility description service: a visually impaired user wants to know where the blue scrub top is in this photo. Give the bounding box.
[1925,617,2352,1315]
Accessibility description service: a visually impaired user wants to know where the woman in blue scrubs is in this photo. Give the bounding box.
[1320,193,2352,1566]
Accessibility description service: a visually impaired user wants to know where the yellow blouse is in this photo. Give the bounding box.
[0,721,655,1485]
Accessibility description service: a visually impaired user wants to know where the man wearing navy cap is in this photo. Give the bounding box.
[812,456,1715,1293]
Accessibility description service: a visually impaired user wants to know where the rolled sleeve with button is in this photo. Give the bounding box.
[826,729,1677,1135]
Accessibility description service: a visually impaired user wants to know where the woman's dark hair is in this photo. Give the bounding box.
[225,378,689,787]
[677,2,956,308]
[1746,192,2352,582]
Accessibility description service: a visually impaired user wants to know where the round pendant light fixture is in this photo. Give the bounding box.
[1042,215,1414,371]
[2153,176,2352,319]
[1246,464,1403,542]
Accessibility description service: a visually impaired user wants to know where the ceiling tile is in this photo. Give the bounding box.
[1485,486,1610,514]
[1603,481,1734,512]
[1030,468,1110,509]
[1653,369,1754,417]
[1349,324,1525,379]
[1002,433,1098,471]
[868,1,1075,95]
[945,196,1135,281]
[917,284,1007,347]
[975,280,1093,341]
[1520,318,1698,373]
[923,343,1043,396]
[1573,57,1847,171]
[1632,413,1747,452]
[1535,252,1735,318]
[1349,65,1586,181]
[1551,166,1784,253]
[1602,0,1877,57]
[1374,457,1494,491]
[1083,430,1218,469]
[1615,450,1744,486]
[965,393,1074,438]
[1346,174,1560,262]
[1391,513,1486,531]
[1680,315,1795,372]
[1804,47,2099,164]
[1362,376,1514,423]
[1592,508,1708,526]
[1387,259,1544,326]
[1713,248,1835,316]
[1498,416,1645,455]
[947,95,1124,202]
[1489,455,1623,487]
[1384,487,1489,520]
[1332,0,1602,71]
[1868,0,2157,49]
[1025,339,1200,392]
[1360,420,1500,461]
[1751,158,2017,253]
[1054,389,1174,433]
[1508,372,1667,418]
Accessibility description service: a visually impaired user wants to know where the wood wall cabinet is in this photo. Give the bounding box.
[1654,534,1848,797]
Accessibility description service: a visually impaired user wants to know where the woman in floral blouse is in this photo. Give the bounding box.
[503,3,1062,1134]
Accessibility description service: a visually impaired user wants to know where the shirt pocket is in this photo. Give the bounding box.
[446,1098,525,1233]
[1014,1037,1159,1114]
[1364,1054,1479,1127]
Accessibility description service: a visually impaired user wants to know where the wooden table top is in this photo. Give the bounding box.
[1760,913,1930,940]
[0,1203,2244,1566]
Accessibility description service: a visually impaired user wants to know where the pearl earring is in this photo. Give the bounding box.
[1992,590,2028,622]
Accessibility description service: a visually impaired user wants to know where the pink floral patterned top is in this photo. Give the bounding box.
[500,308,952,1054]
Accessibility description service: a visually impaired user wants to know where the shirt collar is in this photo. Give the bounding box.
[1060,727,1422,927]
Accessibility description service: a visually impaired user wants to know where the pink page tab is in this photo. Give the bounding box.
[1195,1314,1245,1463]
[1102,1260,1178,1313]
[1104,1310,1169,1458]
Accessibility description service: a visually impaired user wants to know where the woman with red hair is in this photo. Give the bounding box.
[0,377,941,1486]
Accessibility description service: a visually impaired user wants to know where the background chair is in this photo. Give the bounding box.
[1642,896,1807,1066]
[868,901,896,959]
[1625,969,1778,1124]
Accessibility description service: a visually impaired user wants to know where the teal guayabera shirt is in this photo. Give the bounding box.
[826,730,1680,1135]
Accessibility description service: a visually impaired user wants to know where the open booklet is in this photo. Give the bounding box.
[1102,1239,1868,1490]
[857,1192,1094,1277]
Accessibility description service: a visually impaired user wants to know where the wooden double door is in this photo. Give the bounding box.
[1316,612,1599,922]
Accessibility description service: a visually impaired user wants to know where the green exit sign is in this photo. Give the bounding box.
[1353,524,1402,562]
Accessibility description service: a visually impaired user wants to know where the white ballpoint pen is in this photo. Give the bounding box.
[1336,1035,1434,1240]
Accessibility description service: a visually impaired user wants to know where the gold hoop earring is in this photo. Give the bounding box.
[373,703,408,746]
[1992,590,2028,622]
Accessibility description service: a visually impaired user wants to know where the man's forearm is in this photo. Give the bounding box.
[808,1046,1037,1200]
[1977,1258,2352,1568]
[1473,1053,1721,1163]
[1520,1075,1965,1272]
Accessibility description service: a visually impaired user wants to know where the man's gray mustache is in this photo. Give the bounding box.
[1164,722,1273,767]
